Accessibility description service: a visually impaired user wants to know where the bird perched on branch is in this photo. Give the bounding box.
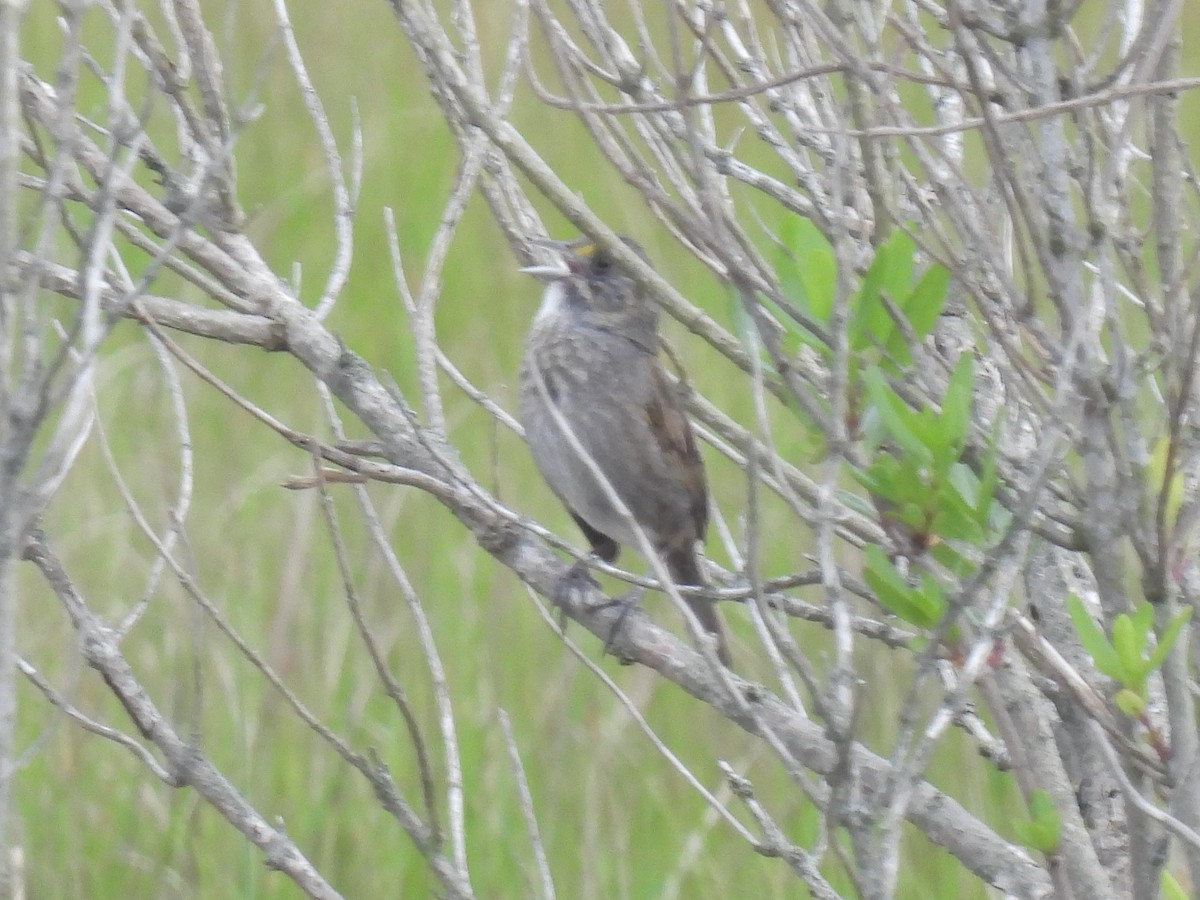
[518,236,730,666]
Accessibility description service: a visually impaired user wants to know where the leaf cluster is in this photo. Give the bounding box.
[1066,595,1192,717]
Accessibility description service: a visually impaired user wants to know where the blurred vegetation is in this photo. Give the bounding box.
[13,1,1200,898]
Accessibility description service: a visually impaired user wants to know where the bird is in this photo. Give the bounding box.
[517,236,731,666]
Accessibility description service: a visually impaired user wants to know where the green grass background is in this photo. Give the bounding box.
[14,2,1200,898]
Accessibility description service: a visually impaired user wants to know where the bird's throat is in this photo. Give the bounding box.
[533,279,569,325]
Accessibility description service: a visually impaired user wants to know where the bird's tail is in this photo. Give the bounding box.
[667,549,732,667]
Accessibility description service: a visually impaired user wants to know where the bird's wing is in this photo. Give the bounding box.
[645,363,709,541]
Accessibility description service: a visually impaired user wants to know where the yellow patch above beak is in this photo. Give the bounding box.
[573,243,597,258]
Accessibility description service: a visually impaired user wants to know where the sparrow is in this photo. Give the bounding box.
[518,236,731,666]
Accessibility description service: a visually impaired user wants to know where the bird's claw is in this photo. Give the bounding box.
[552,562,645,664]
[599,587,645,664]
[551,559,601,633]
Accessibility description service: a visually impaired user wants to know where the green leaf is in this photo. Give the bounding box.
[863,368,933,465]
[1111,614,1142,686]
[917,571,949,623]
[849,252,889,352]
[928,539,976,578]
[930,484,985,543]
[863,545,943,629]
[1114,688,1146,718]
[873,231,916,303]
[851,463,894,500]
[940,354,975,449]
[776,215,837,324]
[864,545,921,625]
[1162,870,1191,900]
[1066,595,1123,682]
[1129,602,1154,640]
[885,262,951,365]
[851,231,915,352]
[902,263,951,339]
[897,500,928,532]
[909,408,949,464]
[1013,789,1062,853]
[768,217,841,354]
[947,463,986,522]
[1145,606,1193,671]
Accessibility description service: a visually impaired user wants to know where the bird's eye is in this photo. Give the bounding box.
[592,252,611,274]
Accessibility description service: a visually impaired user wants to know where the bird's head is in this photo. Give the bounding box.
[522,236,658,340]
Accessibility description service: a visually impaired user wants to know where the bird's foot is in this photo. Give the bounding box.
[552,561,646,663]
[551,559,601,633]
[599,587,645,665]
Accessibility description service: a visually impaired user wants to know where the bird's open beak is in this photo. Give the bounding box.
[520,238,574,281]
[519,262,571,281]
